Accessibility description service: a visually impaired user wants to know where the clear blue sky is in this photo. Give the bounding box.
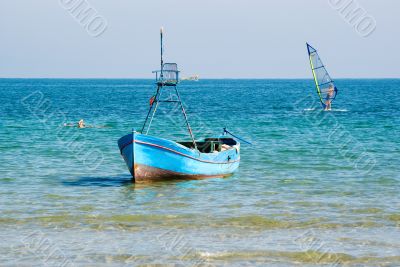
[0,0,399,78]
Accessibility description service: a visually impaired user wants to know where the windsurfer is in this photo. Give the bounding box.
[325,85,335,111]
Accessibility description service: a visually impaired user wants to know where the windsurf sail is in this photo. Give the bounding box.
[306,43,338,108]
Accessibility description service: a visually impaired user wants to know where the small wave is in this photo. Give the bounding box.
[387,214,400,224]
[0,177,16,183]
[350,208,383,214]
[219,215,380,230]
[0,213,383,231]
[304,108,349,112]
[331,108,348,112]
[194,250,355,264]
[194,250,400,265]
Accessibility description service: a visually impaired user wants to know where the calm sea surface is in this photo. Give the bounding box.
[0,79,399,266]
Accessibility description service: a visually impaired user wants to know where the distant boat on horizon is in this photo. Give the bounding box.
[181,75,199,81]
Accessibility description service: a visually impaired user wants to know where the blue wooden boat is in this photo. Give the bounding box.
[118,132,240,182]
[117,28,241,182]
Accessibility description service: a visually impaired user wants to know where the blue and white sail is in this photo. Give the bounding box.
[307,43,338,108]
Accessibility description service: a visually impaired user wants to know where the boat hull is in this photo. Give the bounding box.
[118,132,240,182]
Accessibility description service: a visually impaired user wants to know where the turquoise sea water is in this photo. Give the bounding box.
[0,79,399,266]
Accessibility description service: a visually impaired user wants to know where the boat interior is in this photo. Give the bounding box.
[178,138,237,153]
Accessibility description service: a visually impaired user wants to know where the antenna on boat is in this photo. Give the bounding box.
[223,128,253,145]
[141,28,198,151]
[160,26,164,80]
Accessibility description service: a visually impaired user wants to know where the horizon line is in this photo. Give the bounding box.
[1,77,399,80]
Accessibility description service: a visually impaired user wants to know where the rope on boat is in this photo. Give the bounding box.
[223,128,253,145]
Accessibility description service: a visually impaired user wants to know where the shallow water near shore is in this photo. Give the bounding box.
[0,78,399,266]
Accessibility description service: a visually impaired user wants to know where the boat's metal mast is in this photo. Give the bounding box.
[140,28,164,134]
[141,28,198,151]
[160,27,164,79]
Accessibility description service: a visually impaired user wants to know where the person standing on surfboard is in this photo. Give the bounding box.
[325,84,335,111]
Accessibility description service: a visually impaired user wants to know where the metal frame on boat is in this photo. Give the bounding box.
[118,28,241,182]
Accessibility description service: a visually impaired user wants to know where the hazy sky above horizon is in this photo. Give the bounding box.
[0,0,399,78]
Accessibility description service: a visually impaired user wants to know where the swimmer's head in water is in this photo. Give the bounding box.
[78,119,85,128]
